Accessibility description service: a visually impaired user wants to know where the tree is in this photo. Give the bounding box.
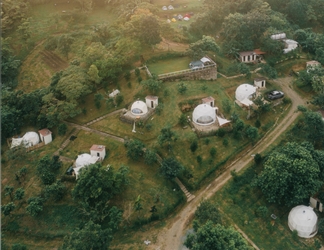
[190,141,198,153]
[255,142,323,206]
[44,181,66,202]
[158,126,177,148]
[222,99,232,114]
[11,243,27,250]
[185,221,252,250]
[178,114,187,127]
[2,202,16,216]
[26,197,44,217]
[4,185,14,201]
[160,157,183,179]
[232,118,245,140]
[194,200,222,227]
[58,123,68,136]
[141,78,161,94]
[133,195,143,218]
[210,147,217,158]
[57,34,75,59]
[125,139,145,161]
[94,93,103,109]
[37,155,62,185]
[177,82,187,95]
[144,148,157,166]
[72,163,129,222]
[245,125,259,143]
[88,64,101,85]
[14,188,25,201]
[187,36,220,60]
[62,221,112,250]
[298,107,324,146]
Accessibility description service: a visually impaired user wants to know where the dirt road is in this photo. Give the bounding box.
[151,77,306,249]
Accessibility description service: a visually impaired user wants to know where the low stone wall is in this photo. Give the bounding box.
[159,66,217,82]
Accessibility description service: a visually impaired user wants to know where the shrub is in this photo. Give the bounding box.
[190,141,198,153]
[318,218,324,236]
[255,119,261,128]
[115,95,124,106]
[255,206,268,218]
[254,153,262,165]
[210,147,216,157]
[58,123,68,136]
[124,71,131,81]
[217,128,226,137]
[223,138,229,146]
[197,155,202,164]
[204,138,210,145]
[135,68,140,77]
[179,114,187,127]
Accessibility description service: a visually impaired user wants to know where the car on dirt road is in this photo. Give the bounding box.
[268,90,284,100]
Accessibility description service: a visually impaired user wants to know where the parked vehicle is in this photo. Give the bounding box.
[268,90,284,100]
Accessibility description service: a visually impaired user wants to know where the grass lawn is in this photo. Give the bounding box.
[275,58,309,77]
[212,166,320,250]
[147,56,192,75]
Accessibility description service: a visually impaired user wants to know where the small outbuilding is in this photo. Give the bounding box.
[38,128,52,145]
[288,205,318,238]
[202,96,215,107]
[306,60,321,69]
[131,100,148,116]
[109,89,120,98]
[239,51,257,63]
[145,96,158,109]
[235,84,257,107]
[254,78,266,89]
[90,144,106,160]
[192,104,216,126]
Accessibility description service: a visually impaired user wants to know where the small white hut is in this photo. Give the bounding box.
[202,96,215,107]
[145,96,158,109]
[288,205,318,238]
[38,128,52,145]
[306,60,321,69]
[254,78,266,89]
[90,144,106,160]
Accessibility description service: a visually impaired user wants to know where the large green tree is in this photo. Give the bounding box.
[160,157,183,179]
[255,142,323,206]
[62,221,112,250]
[185,221,252,250]
[72,163,129,222]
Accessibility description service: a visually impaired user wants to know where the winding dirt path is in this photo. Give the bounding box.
[151,77,306,250]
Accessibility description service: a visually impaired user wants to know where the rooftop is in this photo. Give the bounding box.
[90,144,105,151]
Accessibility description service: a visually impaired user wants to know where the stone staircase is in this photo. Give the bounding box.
[175,177,195,202]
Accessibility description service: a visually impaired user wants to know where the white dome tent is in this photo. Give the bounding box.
[131,101,148,116]
[235,84,256,106]
[288,205,318,238]
[192,104,216,126]
[22,132,40,148]
[74,153,99,179]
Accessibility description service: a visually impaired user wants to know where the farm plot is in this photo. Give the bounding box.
[40,50,68,72]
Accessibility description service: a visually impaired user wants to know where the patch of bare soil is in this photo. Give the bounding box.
[40,50,68,71]
[156,38,189,52]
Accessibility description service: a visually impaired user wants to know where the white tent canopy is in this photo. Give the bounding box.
[10,138,23,149]
[235,84,256,105]
[216,116,231,126]
[288,205,318,238]
[74,153,99,179]
[22,132,40,148]
[131,101,148,116]
[192,104,216,126]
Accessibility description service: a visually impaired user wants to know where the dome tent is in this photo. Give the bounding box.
[74,153,99,179]
[235,84,256,106]
[192,104,216,126]
[22,132,40,148]
[288,205,318,238]
[131,101,148,116]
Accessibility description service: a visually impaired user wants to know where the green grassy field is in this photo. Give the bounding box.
[147,56,192,75]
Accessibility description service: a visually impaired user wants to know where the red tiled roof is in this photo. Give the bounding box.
[38,128,52,136]
[254,49,266,55]
[90,145,105,151]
